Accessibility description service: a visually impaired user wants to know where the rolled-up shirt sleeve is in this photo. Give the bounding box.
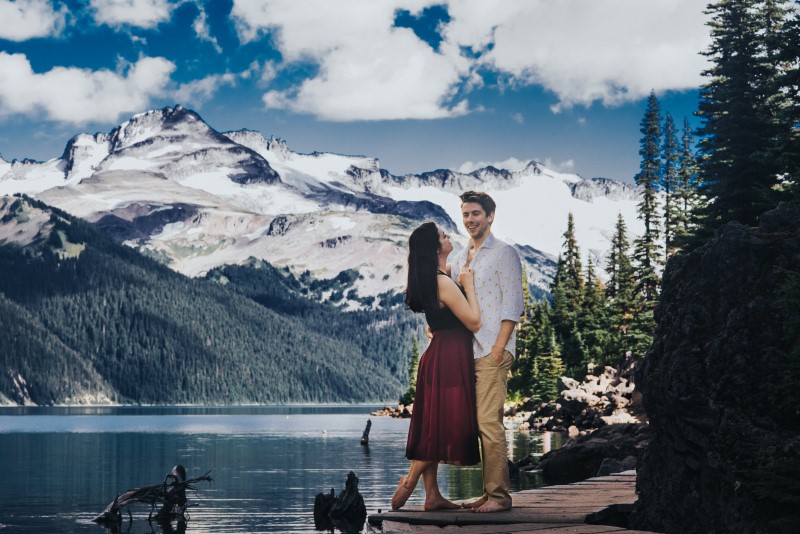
[499,244,524,323]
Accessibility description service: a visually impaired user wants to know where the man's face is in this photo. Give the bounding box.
[461,201,493,241]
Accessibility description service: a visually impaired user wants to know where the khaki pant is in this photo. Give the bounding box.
[474,350,513,507]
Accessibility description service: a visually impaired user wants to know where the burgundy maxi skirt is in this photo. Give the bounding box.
[405,326,480,465]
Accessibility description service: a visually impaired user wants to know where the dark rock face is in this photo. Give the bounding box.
[537,423,651,485]
[95,203,198,242]
[631,205,800,533]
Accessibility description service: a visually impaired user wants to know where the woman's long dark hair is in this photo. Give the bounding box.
[404,222,440,313]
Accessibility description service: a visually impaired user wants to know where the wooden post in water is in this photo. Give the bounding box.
[360,419,372,446]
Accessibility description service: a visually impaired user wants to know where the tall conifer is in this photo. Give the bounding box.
[579,262,610,368]
[674,117,706,250]
[633,92,662,304]
[606,214,639,363]
[698,0,785,229]
[662,113,681,259]
[551,214,586,373]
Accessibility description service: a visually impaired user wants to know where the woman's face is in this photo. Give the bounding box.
[437,227,453,256]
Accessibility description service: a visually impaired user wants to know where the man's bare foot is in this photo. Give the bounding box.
[424,496,460,511]
[460,496,487,509]
[473,500,511,513]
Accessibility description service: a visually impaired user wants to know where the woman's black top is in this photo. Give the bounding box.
[425,272,467,331]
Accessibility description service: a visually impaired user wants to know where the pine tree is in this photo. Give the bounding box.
[662,112,681,259]
[606,214,639,364]
[698,0,787,230]
[673,117,706,250]
[510,268,536,398]
[399,338,420,405]
[633,91,663,304]
[528,304,564,404]
[578,261,611,368]
[773,2,800,193]
[550,214,585,373]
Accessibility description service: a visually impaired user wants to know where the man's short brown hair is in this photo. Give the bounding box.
[460,190,496,216]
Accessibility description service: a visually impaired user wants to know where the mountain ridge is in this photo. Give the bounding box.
[0,105,646,307]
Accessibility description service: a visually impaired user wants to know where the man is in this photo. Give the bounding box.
[450,190,524,513]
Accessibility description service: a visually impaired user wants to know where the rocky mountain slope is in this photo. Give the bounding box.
[0,105,645,306]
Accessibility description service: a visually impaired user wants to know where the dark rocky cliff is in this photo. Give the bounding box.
[631,205,800,533]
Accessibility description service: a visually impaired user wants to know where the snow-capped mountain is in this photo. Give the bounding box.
[0,105,644,307]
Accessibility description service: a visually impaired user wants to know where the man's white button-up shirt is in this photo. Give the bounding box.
[451,233,524,359]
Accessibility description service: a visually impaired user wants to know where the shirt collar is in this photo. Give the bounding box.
[476,232,496,250]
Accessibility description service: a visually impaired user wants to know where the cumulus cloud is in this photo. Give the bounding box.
[90,0,174,29]
[172,72,237,104]
[231,0,472,121]
[445,0,710,110]
[0,0,67,41]
[0,52,175,123]
[232,0,708,121]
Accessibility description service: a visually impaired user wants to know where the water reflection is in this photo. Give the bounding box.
[0,406,563,533]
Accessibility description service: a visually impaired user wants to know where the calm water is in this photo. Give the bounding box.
[0,406,563,533]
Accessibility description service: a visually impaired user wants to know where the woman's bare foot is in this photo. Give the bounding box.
[473,500,511,513]
[460,496,487,509]
[424,496,460,511]
[391,476,414,510]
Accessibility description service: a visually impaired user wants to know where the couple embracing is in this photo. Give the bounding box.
[392,191,524,514]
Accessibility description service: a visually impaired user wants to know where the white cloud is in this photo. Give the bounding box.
[90,0,174,29]
[172,72,237,105]
[258,61,278,86]
[542,158,575,173]
[193,5,222,53]
[0,52,175,123]
[232,0,709,121]
[231,0,471,121]
[0,0,67,41]
[512,113,524,124]
[445,0,710,110]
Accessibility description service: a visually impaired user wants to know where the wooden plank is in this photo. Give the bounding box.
[380,525,631,534]
[368,472,660,534]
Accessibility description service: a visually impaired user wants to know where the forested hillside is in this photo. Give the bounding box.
[0,195,421,405]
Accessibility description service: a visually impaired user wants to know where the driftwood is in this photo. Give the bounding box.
[93,465,212,525]
[313,471,367,533]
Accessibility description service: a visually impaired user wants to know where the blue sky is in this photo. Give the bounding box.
[0,0,710,181]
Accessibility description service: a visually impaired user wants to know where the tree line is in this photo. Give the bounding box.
[0,196,420,405]
[506,0,800,403]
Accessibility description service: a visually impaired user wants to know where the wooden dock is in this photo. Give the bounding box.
[368,471,661,533]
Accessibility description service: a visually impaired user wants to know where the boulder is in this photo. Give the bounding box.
[529,366,640,431]
[536,423,651,485]
[631,205,800,533]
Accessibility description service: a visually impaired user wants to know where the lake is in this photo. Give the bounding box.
[0,405,564,533]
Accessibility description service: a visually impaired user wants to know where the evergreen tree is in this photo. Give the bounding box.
[399,338,420,405]
[774,2,800,194]
[550,214,585,373]
[662,112,681,259]
[633,91,663,304]
[510,268,536,398]
[531,325,565,404]
[697,0,788,230]
[673,117,706,250]
[606,214,639,364]
[578,262,611,368]
[523,302,565,404]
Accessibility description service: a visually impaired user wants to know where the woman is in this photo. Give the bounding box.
[391,222,481,511]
